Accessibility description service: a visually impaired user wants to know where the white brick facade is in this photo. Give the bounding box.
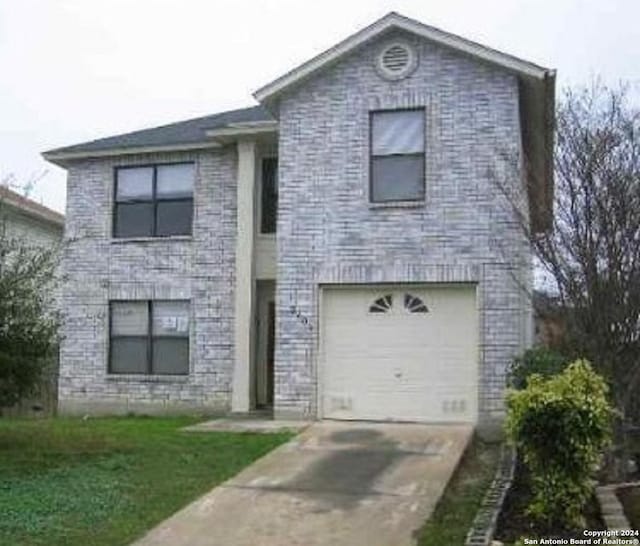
[59,150,238,414]
[273,31,531,425]
[57,27,534,426]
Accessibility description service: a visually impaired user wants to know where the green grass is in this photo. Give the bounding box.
[417,438,501,546]
[0,416,293,546]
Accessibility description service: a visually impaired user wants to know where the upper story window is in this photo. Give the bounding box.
[260,157,278,234]
[370,109,425,202]
[114,163,194,238]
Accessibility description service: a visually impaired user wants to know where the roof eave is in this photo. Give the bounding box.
[520,69,556,234]
[542,70,557,232]
[205,121,279,144]
[0,195,65,228]
[16,207,65,229]
[43,122,281,167]
[42,141,224,168]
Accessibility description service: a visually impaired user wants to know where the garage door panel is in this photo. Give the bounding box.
[321,285,478,423]
[331,392,474,423]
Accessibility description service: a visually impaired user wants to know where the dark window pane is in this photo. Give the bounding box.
[372,111,424,155]
[261,158,278,233]
[156,200,193,236]
[114,202,154,237]
[157,164,194,199]
[110,337,148,374]
[116,167,153,201]
[152,338,189,375]
[371,155,424,202]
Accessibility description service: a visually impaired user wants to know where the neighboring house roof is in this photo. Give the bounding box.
[43,105,273,163]
[0,186,65,228]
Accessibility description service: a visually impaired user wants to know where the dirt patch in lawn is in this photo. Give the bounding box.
[494,460,605,543]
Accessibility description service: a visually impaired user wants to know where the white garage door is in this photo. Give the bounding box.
[320,285,478,423]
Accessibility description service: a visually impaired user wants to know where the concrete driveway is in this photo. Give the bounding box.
[133,421,473,546]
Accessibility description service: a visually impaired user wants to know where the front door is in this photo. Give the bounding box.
[265,301,275,406]
[255,282,275,408]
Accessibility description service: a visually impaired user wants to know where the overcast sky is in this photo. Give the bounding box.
[1,0,638,214]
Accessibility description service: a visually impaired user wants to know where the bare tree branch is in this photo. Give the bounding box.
[492,81,640,424]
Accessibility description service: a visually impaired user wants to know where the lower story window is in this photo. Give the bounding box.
[109,300,190,375]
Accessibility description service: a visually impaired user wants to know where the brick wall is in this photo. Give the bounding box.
[59,149,237,414]
[59,29,533,423]
[274,30,532,426]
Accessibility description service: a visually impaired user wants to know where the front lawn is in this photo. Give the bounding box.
[0,417,292,546]
[417,438,501,546]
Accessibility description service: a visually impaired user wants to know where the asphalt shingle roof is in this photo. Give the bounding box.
[45,105,273,156]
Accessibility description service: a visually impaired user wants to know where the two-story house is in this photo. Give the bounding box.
[43,12,555,432]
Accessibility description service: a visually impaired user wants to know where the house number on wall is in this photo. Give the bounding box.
[289,305,313,331]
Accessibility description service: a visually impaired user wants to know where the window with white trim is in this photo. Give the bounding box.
[109,300,190,375]
[370,109,425,202]
[114,163,194,238]
[369,294,393,313]
[404,293,429,313]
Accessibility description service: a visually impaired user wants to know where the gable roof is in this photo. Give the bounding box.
[253,12,555,232]
[43,105,273,165]
[254,11,552,103]
[42,12,555,232]
[0,186,65,228]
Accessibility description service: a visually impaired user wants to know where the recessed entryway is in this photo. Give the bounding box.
[255,280,276,409]
[320,284,479,423]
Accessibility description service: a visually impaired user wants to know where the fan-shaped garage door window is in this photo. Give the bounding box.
[404,293,428,313]
[369,294,393,313]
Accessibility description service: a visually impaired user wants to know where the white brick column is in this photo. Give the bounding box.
[232,139,256,412]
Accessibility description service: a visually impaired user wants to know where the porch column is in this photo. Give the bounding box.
[232,139,256,412]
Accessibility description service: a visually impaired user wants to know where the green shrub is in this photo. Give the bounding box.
[509,347,570,389]
[505,360,613,530]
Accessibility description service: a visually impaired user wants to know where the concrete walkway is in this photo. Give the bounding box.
[133,421,473,546]
[182,417,310,434]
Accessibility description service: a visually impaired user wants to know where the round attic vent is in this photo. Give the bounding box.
[376,42,417,81]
